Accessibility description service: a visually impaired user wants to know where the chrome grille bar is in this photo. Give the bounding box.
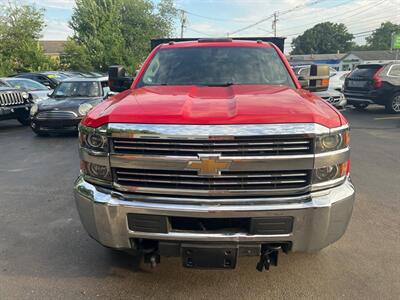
[0,92,24,106]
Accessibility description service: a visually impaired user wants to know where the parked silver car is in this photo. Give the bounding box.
[0,77,52,103]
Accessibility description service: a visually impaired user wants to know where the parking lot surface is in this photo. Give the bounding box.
[0,106,399,299]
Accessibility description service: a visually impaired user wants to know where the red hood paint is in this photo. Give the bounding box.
[82,85,344,128]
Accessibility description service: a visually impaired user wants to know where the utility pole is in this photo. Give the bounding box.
[272,12,278,37]
[180,10,187,38]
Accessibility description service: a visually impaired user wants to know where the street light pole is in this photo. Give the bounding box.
[180,10,187,38]
[272,12,278,37]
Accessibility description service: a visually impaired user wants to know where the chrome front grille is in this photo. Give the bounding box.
[112,136,313,157]
[104,123,322,199]
[36,111,78,119]
[114,168,310,192]
[0,92,25,106]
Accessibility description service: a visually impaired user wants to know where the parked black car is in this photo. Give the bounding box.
[30,76,110,135]
[10,71,72,89]
[344,62,400,113]
[0,81,32,125]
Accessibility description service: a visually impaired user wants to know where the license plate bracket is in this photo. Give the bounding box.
[181,244,238,269]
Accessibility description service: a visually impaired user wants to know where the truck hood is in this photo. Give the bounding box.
[83,85,343,128]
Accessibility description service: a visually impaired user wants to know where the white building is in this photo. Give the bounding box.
[339,50,400,71]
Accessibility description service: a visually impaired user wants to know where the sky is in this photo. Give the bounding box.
[2,0,400,53]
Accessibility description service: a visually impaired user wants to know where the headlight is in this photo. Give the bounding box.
[21,92,29,99]
[79,126,108,152]
[86,133,107,150]
[313,161,348,184]
[315,128,349,153]
[80,161,111,181]
[30,104,38,116]
[78,103,93,116]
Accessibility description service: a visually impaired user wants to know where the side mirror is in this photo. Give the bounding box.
[104,91,117,99]
[108,65,134,92]
[301,65,330,92]
[298,76,309,89]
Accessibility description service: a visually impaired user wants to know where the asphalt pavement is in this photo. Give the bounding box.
[0,105,399,299]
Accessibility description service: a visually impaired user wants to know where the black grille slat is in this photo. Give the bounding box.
[112,137,313,156]
[114,168,311,191]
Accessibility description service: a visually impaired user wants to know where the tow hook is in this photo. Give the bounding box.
[144,253,160,268]
[256,245,281,272]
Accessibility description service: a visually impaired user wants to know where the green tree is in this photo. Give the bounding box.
[365,22,400,50]
[64,0,177,73]
[291,22,354,55]
[0,3,56,75]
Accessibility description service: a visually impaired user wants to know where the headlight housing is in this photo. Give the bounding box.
[21,92,29,99]
[30,104,38,116]
[313,161,348,184]
[80,161,111,182]
[78,103,93,116]
[315,128,349,153]
[79,126,108,152]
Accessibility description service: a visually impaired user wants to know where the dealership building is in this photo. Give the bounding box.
[288,50,399,71]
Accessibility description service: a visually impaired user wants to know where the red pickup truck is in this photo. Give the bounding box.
[74,39,354,271]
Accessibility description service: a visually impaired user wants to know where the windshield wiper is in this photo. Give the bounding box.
[199,82,235,87]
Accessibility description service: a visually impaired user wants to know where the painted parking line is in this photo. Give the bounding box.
[374,116,400,120]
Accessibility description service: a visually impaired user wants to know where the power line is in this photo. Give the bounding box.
[279,0,387,35]
[228,0,330,36]
[177,9,252,24]
[186,28,214,37]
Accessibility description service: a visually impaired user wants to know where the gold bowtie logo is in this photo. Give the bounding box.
[187,154,232,176]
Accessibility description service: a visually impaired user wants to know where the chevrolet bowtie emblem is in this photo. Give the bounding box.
[187,154,232,176]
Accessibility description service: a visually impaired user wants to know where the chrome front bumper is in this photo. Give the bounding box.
[74,176,355,252]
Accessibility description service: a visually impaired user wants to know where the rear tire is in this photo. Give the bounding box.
[385,94,400,114]
[353,103,368,110]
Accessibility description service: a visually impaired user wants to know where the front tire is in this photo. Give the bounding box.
[385,94,400,114]
[32,127,48,137]
[16,110,30,126]
[353,103,368,110]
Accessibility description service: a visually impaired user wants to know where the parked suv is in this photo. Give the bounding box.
[75,39,354,271]
[0,80,32,125]
[344,62,400,113]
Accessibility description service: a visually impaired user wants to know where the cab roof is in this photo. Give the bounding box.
[158,39,274,49]
[62,76,108,83]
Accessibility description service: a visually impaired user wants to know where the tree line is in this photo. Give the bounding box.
[0,0,176,76]
[291,21,400,54]
[0,1,398,76]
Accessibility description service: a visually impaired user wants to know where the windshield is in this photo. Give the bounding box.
[52,81,101,98]
[349,65,383,78]
[7,79,48,91]
[139,46,295,88]
[45,73,69,83]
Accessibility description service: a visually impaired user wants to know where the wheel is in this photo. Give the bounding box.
[16,110,30,126]
[385,94,400,114]
[31,127,48,137]
[353,103,368,110]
